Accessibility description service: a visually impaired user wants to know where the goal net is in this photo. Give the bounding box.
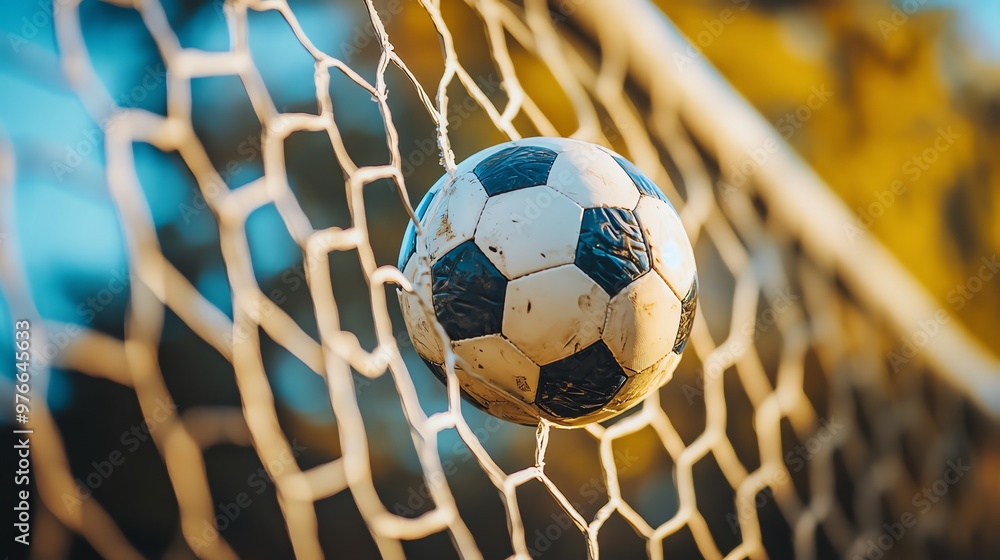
[4,0,999,558]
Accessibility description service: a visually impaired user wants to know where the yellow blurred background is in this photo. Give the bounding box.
[657,0,1000,350]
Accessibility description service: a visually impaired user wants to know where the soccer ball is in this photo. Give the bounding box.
[397,137,697,427]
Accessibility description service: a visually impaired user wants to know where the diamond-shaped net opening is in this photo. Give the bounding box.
[2,0,999,558]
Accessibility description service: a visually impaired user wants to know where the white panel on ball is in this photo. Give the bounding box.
[423,173,490,262]
[474,186,582,279]
[633,196,697,299]
[502,264,609,366]
[454,373,539,425]
[602,272,682,373]
[546,147,641,210]
[416,171,452,219]
[453,334,540,403]
[399,257,446,365]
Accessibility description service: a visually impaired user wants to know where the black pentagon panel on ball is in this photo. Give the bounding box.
[398,183,441,270]
[575,207,651,297]
[431,240,508,340]
[473,146,559,196]
[613,154,671,204]
[537,340,627,419]
[672,277,698,354]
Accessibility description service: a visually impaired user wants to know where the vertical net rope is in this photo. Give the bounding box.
[3,0,997,558]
